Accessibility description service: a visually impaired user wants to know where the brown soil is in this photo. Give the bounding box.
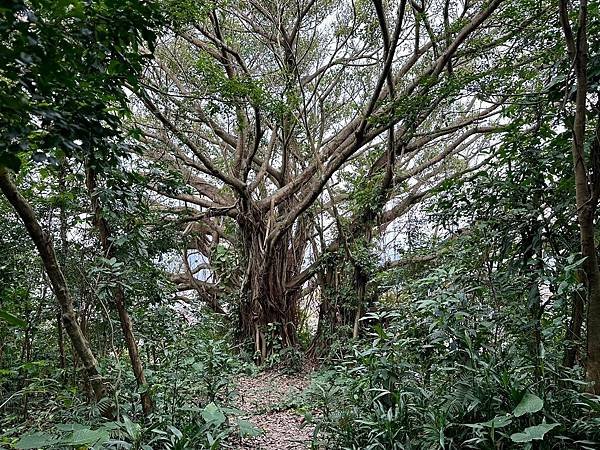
[229,370,314,450]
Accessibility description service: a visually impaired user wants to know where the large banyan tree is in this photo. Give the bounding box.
[133,0,536,357]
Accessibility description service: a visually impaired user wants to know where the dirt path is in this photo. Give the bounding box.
[231,370,314,449]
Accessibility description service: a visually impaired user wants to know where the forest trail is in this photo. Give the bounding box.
[233,370,314,449]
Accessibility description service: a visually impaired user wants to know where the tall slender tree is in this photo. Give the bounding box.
[559,0,600,392]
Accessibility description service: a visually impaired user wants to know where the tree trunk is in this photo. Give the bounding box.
[585,115,600,390]
[559,0,600,393]
[238,207,302,360]
[57,310,67,370]
[352,248,372,340]
[308,262,358,356]
[580,206,600,391]
[520,225,543,380]
[564,280,585,368]
[0,167,110,409]
[310,266,338,356]
[57,169,68,371]
[581,206,600,391]
[85,166,153,415]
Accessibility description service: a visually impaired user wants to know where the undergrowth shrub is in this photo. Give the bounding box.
[2,311,259,449]
[307,306,600,449]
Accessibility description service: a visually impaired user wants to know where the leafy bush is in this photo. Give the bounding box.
[10,401,259,450]
[307,306,600,449]
[3,311,257,450]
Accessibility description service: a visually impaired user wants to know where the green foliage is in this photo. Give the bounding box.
[2,2,600,450]
[9,404,258,449]
[14,432,58,449]
[2,314,255,449]
[307,304,600,448]
[162,0,213,26]
[0,0,162,172]
[513,393,543,417]
[0,309,27,328]
[510,422,560,443]
[306,125,600,446]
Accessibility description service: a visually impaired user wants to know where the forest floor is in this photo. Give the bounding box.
[232,370,314,449]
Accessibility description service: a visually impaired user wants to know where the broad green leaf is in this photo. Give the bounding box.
[178,405,202,412]
[0,308,27,328]
[15,432,58,449]
[55,423,88,432]
[122,416,141,440]
[510,422,560,443]
[513,393,543,417]
[237,419,262,437]
[167,425,183,440]
[202,402,226,426]
[511,432,533,443]
[480,415,512,428]
[68,428,110,446]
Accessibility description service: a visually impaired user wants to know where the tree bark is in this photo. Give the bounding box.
[57,169,69,371]
[0,167,110,409]
[559,0,600,392]
[85,166,153,415]
[308,258,362,357]
[238,206,304,360]
[57,310,67,370]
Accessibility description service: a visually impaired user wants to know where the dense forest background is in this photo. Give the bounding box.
[1,0,600,448]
